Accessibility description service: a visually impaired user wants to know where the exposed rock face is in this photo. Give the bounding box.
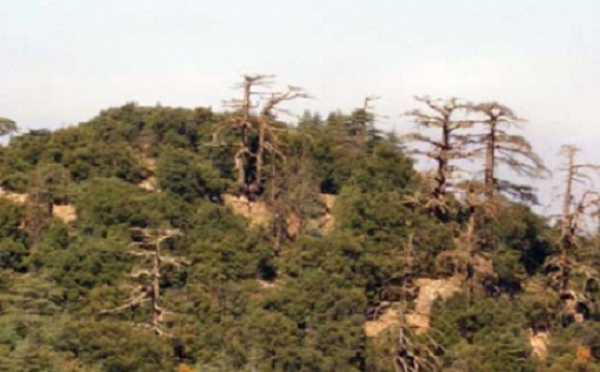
[222,194,271,228]
[436,250,498,296]
[406,277,462,332]
[0,187,77,224]
[0,187,27,204]
[364,276,462,337]
[528,329,549,361]
[364,303,402,338]
[135,154,158,192]
[223,193,336,233]
[53,204,77,224]
[138,154,157,173]
[138,176,158,192]
[319,193,336,232]
[256,279,279,289]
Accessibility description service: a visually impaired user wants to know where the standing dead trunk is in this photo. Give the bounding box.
[464,185,479,303]
[402,233,414,309]
[470,102,548,204]
[403,96,474,216]
[484,119,496,200]
[560,146,576,289]
[234,149,248,188]
[552,145,600,291]
[437,117,451,199]
[217,75,272,192]
[100,228,186,337]
[256,118,266,188]
[151,238,162,328]
[557,146,599,290]
[270,160,283,255]
[228,77,308,196]
[561,147,575,239]
[241,77,253,147]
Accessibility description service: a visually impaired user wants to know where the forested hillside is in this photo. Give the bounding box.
[1,76,600,371]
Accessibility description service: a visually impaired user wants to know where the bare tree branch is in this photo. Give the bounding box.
[99,228,184,337]
[468,101,549,203]
[402,96,474,216]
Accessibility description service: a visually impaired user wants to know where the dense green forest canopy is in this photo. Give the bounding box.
[1,78,600,371]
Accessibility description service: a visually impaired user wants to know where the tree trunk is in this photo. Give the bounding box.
[466,208,476,304]
[436,120,450,199]
[234,149,247,188]
[256,119,266,187]
[403,233,414,309]
[560,151,575,290]
[484,120,497,200]
[241,78,252,147]
[152,241,162,327]
[270,161,283,255]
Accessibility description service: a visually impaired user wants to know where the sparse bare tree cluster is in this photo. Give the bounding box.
[402,97,548,307]
[212,75,313,253]
[403,97,549,214]
[403,95,600,330]
[214,75,309,199]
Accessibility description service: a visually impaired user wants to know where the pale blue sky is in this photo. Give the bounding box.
[2,0,600,208]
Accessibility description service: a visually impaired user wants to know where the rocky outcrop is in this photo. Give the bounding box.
[53,204,77,224]
[0,187,27,204]
[0,187,77,224]
[406,277,462,332]
[528,329,549,361]
[222,194,271,228]
[364,303,402,337]
[223,193,336,233]
[364,276,462,337]
[138,176,158,192]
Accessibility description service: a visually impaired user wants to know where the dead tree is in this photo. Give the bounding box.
[402,232,416,309]
[211,75,272,193]
[547,145,600,291]
[469,102,548,203]
[393,324,443,372]
[403,97,474,215]
[257,87,310,251]
[255,85,309,191]
[100,228,186,336]
[214,75,308,201]
[432,179,498,299]
[230,75,272,192]
[271,131,323,245]
[460,182,496,300]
